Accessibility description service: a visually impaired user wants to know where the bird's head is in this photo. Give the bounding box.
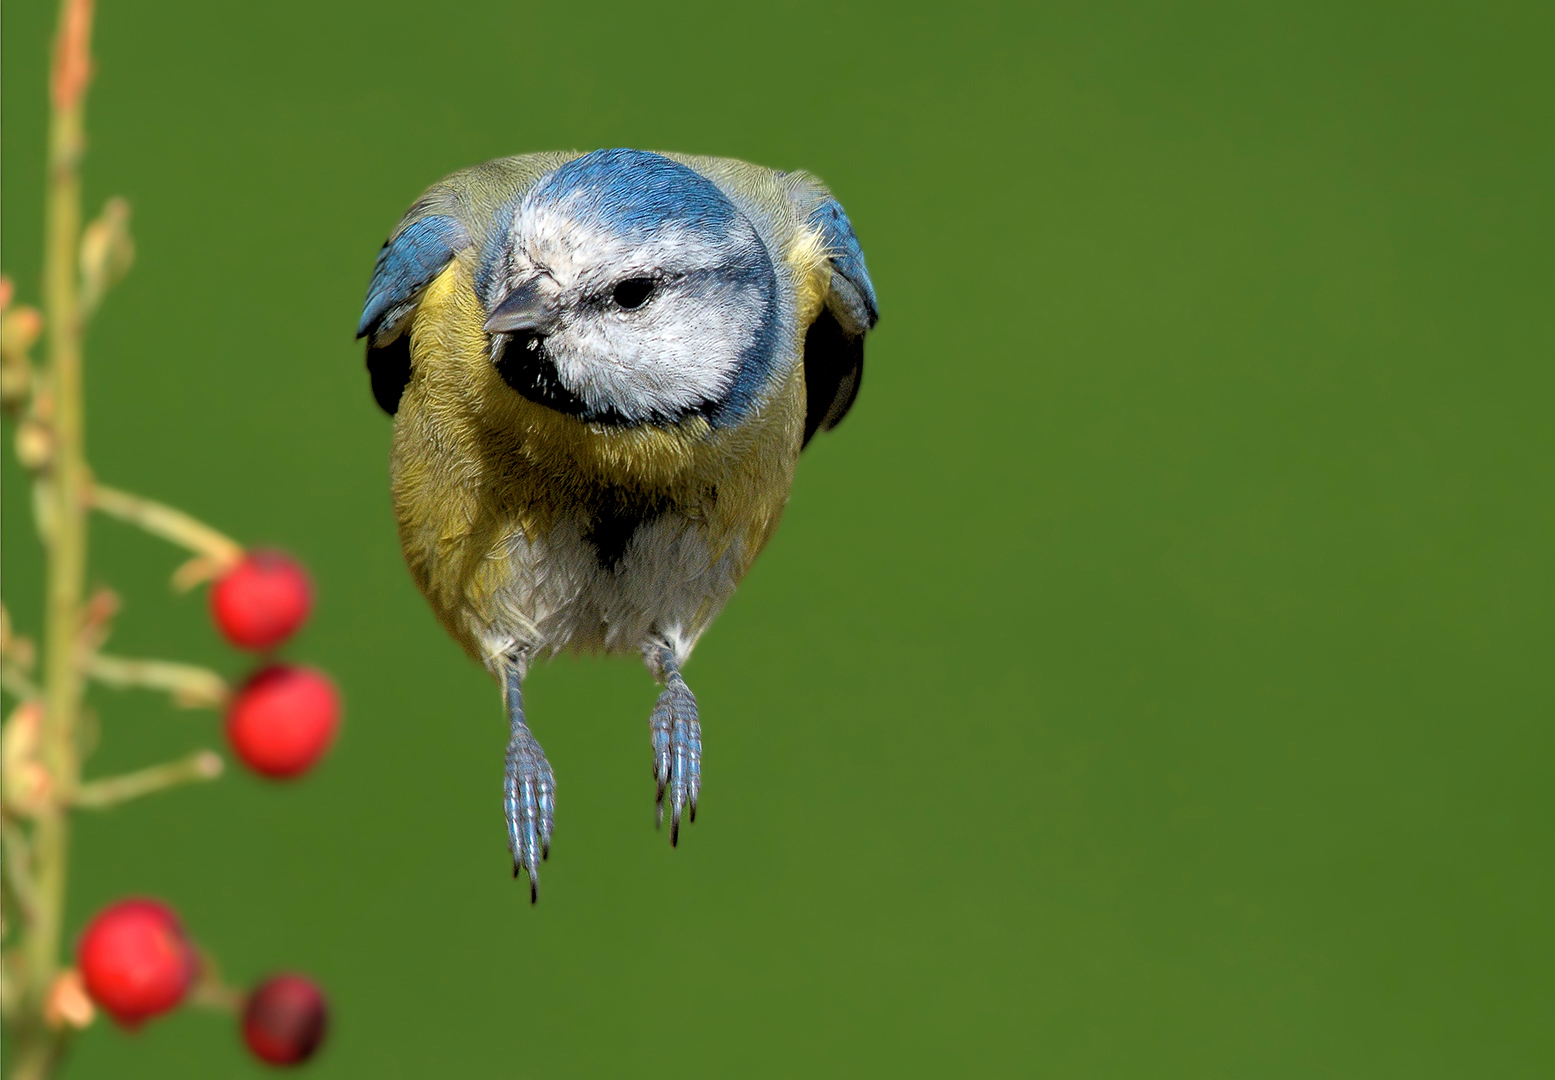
[480,149,778,427]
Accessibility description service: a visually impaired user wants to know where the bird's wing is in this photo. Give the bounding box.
[357,215,469,415]
[357,154,579,416]
[670,155,880,445]
[795,193,879,446]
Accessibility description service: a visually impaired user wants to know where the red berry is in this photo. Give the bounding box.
[210,551,313,651]
[226,666,340,779]
[242,974,329,1066]
[76,899,197,1027]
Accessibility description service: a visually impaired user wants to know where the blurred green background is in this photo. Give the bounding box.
[3,0,1550,1075]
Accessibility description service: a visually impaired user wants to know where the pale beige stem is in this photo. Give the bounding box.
[187,981,246,1013]
[0,817,41,929]
[89,482,245,567]
[86,654,230,709]
[188,947,246,1013]
[17,4,96,1078]
[70,750,223,810]
[2,665,43,702]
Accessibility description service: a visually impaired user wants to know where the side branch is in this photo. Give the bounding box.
[0,606,42,701]
[86,654,229,709]
[187,948,245,1013]
[70,750,224,810]
[2,664,43,703]
[88,483,244,587]
[0,817,41,930]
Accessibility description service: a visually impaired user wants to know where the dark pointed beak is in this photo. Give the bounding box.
[484,279,556,334]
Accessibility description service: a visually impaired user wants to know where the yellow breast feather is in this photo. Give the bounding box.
[390,259,805,660]
[785,224,835,331]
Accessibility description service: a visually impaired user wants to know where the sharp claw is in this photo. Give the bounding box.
[670,780,685,846]
[647,666,702,846]
[503,692,555,900]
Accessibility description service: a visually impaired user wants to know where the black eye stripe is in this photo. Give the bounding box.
[611,277,655,310]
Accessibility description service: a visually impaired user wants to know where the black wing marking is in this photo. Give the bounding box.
[357,214,469,416]
[801,197,878,447]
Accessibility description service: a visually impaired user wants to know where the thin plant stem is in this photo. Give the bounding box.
[71,751,224,810]
[86,654,230,709]
[1,665,43,703]
[188,946,246,1013]
[89,483,245,567]
[0,817,41,931]
[13,3,94,1076]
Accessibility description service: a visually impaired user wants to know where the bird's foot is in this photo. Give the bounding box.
[504,726,554,901]
[503,665,553,902]
[649,661,700,845]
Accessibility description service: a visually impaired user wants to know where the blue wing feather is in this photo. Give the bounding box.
[809,198,878,332]
[357,214,470,340]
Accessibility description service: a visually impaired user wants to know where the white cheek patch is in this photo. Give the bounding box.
[559,278,759,419]
[506,208,774,423]
[567,226,765,419]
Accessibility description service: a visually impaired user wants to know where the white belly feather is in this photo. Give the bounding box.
[471,512,746,670]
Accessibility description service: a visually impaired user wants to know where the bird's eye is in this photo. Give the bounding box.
[611,277,655,310]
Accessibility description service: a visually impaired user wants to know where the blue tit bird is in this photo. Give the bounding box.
[357,149,877,901]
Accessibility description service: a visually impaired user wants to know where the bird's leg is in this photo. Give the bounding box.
[501,658,554,902]
[646,641,701,845]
